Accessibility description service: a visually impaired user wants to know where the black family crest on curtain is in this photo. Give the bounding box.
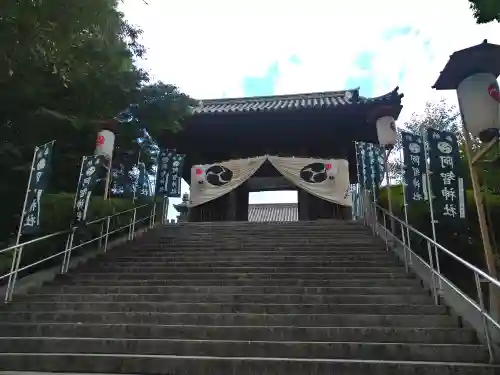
[206,165,233,186]
[401,131,427,203]
[73,155,107,223]
[299,163,334,184]
[21,141,55,235]
[427,128,467,224]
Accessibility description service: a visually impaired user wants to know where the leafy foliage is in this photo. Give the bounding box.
[0,0,196,243]
[468,0,500,23]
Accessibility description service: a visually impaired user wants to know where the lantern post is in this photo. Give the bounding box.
[432,39,500,316]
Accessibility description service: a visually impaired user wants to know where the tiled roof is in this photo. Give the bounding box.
[192,88,403,115]
[193,90,357,114]
[248,203,298,222]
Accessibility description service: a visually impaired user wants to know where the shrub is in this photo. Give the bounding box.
[0,193,158,283]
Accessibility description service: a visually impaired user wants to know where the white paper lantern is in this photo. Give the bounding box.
[94,130,115,159]
[457,73,500,142]
[192,166,206,185]
[376,116,397,147]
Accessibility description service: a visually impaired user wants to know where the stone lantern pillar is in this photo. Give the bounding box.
[173,193,190,222]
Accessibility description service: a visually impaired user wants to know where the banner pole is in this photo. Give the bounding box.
[421,127,442,292]
[354,142,362,220]
[62,156,87,272]
[384,147,395,233]
[132,149,142,204]
[399,145,411,249]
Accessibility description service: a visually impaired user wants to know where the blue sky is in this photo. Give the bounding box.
[121,0,500,220]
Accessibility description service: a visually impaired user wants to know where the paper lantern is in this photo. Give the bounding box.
[94,130,115,159]
[457,73,500,142]
[192,166,206,185]
[376,116,397,147]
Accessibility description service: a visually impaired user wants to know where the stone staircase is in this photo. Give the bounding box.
[0,220,498,374]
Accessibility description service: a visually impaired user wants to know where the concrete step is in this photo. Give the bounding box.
[68,272,414,281]
[33,285,427,296]
[74,266,408,274]
[54,277,423,287]
[88,260,401,268]
[120,249,388,256]
[108,254,397,261]
[1,353,498,374]
[0,311,458,327]
[0,337,489,362]
[8,299,448,315]
[19,293,434,305]
[0,322,477,344]
[7,301,447,315]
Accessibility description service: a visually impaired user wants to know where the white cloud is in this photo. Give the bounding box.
[121,0,500,219]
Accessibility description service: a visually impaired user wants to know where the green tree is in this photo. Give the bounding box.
[468,0,500,23]
[0,0,196,241]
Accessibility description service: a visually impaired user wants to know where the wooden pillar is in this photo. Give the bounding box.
[298,189,310,221]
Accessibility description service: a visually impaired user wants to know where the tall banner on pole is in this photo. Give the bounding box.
[73,155,106,223]
[20,141,55,235]
[355,142,365,189]
[155,149,185,198]
[427,128,467,223]
[166,153,185,198]
[155,149,174,196]
[401,131,427,203]
[136,162,151,199]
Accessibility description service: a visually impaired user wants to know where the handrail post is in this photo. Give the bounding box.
[98,222,104,249]
[150,202,156,229]
[426,239,439,305]
[103,216,111,252]
[382,212,388,252]
[475,274,494,362]
[401,222,409,273]
[130,207,137,240]
[61,227,76,274]
[5,246,24,302]
[4,247,19,302]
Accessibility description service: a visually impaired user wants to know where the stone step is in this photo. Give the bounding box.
[68,272,414,281]
[74,266,408,274]
[1,353,497,374]
[0,337,489,363]
[137,241,381,248]
[54,277,422,287]
[33,285,427,296]
[7,301,447,315]
[20,293,434,305]
[89,260,401,268]
[0,311,458,327]
[108,254,396,262]
[0,322,477,344]
[120,249,388,256]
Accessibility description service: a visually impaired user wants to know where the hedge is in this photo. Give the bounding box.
[0,193,158,283]
[379,185,500,295]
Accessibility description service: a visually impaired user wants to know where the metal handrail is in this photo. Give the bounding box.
[359,196,500,362]
[375,203,500,290]
[1,201,165,303]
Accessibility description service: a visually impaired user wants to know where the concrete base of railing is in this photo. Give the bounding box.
[374,222,500,360]
[0,224,161,300]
